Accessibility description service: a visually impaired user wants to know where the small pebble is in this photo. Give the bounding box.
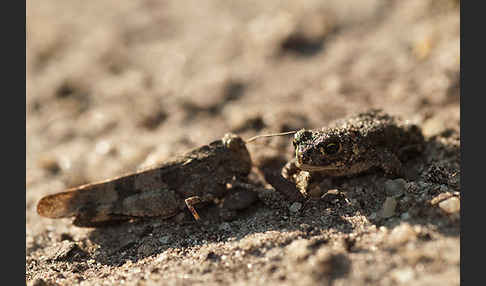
[300,223,312,232]
[381,197,397,218]
[392,267,415,283]
[289,202,302,213]
[219,222,232,232]
[387,223,417,246]
[201,251,219,261]
[138,242,157,257]
[438,197,460,214]
[430,193,453,205]
[369,212,377,220]
[156,253,168,262]
[439,184,449,193]
[422,116,446,136]
[158,235,171,244]
[401,212,410,220]
[28,278,49,286]
[417,181,430,191]
[320,189,345,204]
[384,179,406,197]
[51,241,86,261]
[286,239,311,261]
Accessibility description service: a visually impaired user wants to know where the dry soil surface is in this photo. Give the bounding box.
[26,0,460,285]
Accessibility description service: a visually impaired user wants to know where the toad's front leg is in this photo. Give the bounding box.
[282,159,325,197]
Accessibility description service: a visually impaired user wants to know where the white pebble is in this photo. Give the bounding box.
[438,197,460,214]
[289,202,302,213]
[381,197,397,218]
[158,235,171,244]
[384,179,406,197]
[219,222,232,232]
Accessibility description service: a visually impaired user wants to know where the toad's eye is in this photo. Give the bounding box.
[320,142,341,155]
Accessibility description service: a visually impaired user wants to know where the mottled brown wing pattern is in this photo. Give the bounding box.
[36,134,253,226]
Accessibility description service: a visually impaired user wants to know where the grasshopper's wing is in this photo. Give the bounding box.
[37,166,182,226]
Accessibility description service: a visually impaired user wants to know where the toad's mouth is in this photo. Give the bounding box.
[295,162,342,172]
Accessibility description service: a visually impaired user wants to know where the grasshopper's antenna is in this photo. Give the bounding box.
[246,131,297,143]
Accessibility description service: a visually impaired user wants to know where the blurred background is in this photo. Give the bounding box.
[26,0,459,283]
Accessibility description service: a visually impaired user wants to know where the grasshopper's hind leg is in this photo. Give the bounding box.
[184,194,216,221]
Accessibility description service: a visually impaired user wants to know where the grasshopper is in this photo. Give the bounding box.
[37,133,254,227]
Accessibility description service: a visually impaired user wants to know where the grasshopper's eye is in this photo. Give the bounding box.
[320,142,341,155]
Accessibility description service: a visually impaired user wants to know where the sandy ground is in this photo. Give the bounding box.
[26,0,460,285]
